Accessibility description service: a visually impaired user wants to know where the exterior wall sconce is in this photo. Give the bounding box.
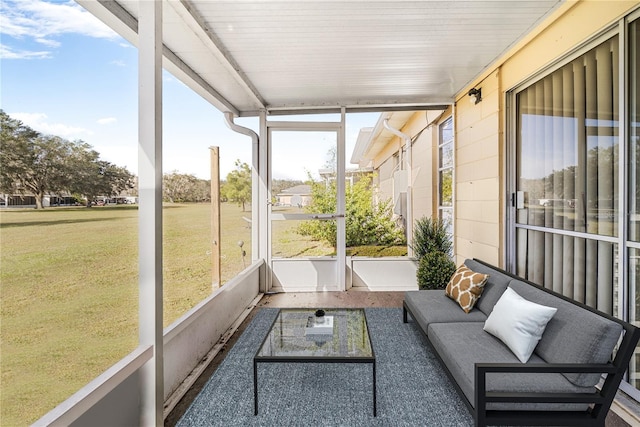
[468,87,482,104]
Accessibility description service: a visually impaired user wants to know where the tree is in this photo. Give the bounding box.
[0,110,134,208]
[73,161,134,205]
[0,111,64,208]
[323,146,337,170]
[162,172,210,203]
[0,129,73,209]
[0,111,39,194]
[221,160,251,211]
[191,178,211,203]
[60,141,134,205]
[164,171,196,203]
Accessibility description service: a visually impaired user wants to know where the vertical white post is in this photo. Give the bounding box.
[259,111,269,292]
[337,108,346,291]
[210,147,221,289]
[252,113,263,266]
[406,130,413,258]
[138,1,163,425]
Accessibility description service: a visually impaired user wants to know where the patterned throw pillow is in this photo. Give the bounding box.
[445,265,489,313]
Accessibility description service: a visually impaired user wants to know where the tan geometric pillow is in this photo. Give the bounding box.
[445,265,489,313]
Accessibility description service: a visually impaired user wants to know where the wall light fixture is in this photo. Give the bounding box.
[468,87,482,105]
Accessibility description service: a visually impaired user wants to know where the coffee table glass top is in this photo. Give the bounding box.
[255,308,373,359]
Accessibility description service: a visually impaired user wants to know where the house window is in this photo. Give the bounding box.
[438,117,454,245]
[511,12,640,395]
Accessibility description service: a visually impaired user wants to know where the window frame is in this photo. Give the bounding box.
[438,116,455,252]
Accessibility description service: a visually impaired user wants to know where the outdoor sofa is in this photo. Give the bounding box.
[403,258,640,427]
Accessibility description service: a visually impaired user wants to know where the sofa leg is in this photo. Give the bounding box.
[402,305,408,323]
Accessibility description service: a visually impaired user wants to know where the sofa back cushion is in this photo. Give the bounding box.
[508,279,623,387]
[463,259,511,316]
[445,265,489,313]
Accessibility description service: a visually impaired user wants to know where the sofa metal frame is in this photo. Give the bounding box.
[402,258,640,427]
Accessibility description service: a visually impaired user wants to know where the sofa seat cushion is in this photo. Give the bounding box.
[508,280,623,387]
[428,322,594,411]
[463,259,511,316]
[404,290,487,331]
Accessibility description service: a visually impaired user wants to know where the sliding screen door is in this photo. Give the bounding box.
[513,35,619,315]
[510,11,640,400]
[628,16,640,392]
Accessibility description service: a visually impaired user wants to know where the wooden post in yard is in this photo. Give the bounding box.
[210,146,221,290]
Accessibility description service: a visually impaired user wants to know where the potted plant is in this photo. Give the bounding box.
[416,251,457,290]
[411,216,455,290]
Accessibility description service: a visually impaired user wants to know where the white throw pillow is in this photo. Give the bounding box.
[483,287,558,363]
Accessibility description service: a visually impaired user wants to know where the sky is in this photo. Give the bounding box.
[0,0,379,181]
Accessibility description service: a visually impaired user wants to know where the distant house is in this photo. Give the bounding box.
[277,169,373,208]
[318,167,373,186]
[1,192,138,208]
[0,193,76,208]
[276,185,312,207]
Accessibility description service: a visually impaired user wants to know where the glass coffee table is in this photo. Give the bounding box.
[253,308,376,416]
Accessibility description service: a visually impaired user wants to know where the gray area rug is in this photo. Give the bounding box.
[177,308,473,426]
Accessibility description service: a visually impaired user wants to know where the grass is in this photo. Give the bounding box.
[162,203,251,319]
[0,203,405,425]
[271,218,335,257]
[1,206,138,426]
[0,203,250,426]
[347,245,407,257]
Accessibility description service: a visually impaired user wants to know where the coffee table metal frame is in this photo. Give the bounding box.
[253,308,376,417]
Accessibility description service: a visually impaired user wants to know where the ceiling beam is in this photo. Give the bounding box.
[235,103,451,118]
[162,47,240,116]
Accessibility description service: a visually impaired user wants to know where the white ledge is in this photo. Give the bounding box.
[33,345,153,426]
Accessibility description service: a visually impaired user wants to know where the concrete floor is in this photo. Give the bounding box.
[165,290,632,426]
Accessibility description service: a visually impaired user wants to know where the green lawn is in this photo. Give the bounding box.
[0,203,251,426]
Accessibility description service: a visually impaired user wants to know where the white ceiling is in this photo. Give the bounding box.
[78,0,564,116]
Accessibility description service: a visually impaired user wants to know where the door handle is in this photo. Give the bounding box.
[311,214,345,219]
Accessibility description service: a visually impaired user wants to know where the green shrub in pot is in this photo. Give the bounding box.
[412,216,455,289]
[411,216,452,260]
[416,251,456,290]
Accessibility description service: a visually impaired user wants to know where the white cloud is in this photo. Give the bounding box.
[1,0,119,57]
[34,37,60,48]
[0,43,51,59]
[97,117,117,125]
[110,59,126,67]
[12,112,93,138]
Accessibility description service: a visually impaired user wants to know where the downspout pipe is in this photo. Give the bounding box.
[383,118,413,256]
[224,111,259,145]
[224,112,260,262]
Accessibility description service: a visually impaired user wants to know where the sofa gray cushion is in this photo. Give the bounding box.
[404,290,487,330]
[428,322,594,411]
[508,280,623,387]
[464,259,511,316]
